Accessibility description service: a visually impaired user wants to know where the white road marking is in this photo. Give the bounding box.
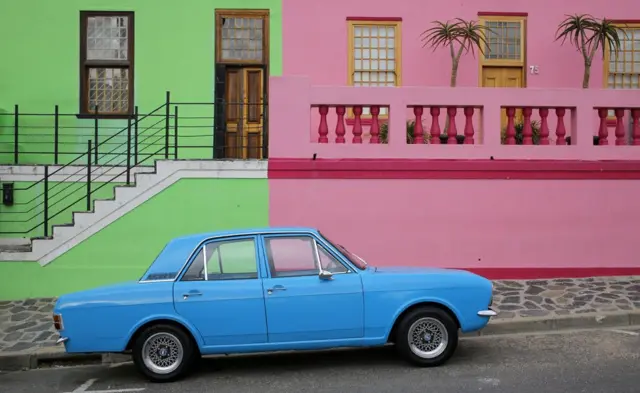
[64,378,145,393]
[477,377,501,386]
[608,329,640,336]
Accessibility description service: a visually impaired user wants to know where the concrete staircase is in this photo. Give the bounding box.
[0,160,266,265]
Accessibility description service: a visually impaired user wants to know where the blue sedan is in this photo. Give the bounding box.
[52,227,496,382]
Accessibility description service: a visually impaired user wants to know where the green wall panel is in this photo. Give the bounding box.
[0,0,282,164]
[0,178,269,300]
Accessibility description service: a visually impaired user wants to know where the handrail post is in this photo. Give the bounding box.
[126,117,132,185]
[173,105,179,159]
[13,105,18,164]
[54,105,59,165]
[134,106,139,165]
[93,105,99,165]
[165,91,170,159]
[87,140,92,211]
[43,165,49,237]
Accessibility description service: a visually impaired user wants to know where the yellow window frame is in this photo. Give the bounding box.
[347,20,402,119]
[602,23,640,119]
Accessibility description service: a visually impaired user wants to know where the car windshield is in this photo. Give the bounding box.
[319,232,368,270]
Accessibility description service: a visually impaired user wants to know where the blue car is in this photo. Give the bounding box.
[52,227,496,382]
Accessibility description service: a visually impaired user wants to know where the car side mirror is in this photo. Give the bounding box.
[319,270,333,281]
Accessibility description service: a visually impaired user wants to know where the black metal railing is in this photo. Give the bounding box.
[0,92,268,238]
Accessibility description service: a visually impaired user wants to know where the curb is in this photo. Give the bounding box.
[1,310,639,372]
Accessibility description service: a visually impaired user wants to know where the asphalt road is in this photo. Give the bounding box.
[1,327,639,393]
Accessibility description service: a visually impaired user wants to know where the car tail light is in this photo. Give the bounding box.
[53,314,64,330]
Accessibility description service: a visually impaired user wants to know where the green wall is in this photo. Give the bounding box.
[0,0,282,164]
[0,178,269,300]
[0,181,122,238]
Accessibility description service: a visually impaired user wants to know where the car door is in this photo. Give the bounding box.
[173,236,268,347]
[260,234,364,343]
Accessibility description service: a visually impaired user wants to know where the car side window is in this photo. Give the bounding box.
[318,245,349,274]
[265,236,349,277]
[182,238,258,281]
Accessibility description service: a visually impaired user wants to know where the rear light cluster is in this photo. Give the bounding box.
[53,314,64,330]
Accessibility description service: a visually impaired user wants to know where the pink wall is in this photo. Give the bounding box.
[282,0,639,88]
[269,178,640,272]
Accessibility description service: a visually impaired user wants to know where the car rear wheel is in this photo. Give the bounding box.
[132,324,197,382]
[395,306,458,367]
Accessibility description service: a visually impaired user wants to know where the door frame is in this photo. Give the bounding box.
[213,9,270,159]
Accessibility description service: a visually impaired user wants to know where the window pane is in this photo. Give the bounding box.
[352,23,398,86]
[266,237,318,277]
[206,239,257,277]
[484,21,521,60]
[318,246,348,273]
[183,248,206,281]
[607,27,640,89]
[220,16,264,62]
[87,16,129,60]
[88,68,129,113]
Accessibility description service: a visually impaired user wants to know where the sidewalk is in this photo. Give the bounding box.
[1,276,639,370]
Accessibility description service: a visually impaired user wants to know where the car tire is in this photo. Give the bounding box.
[132,323,198,382]
[395,306,458,367]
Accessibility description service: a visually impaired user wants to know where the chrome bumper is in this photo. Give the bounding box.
[56,336,69,345]
[478,308,497,317]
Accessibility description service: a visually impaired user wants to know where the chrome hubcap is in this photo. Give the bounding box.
[408,317,449,359]
[142,332,184,374]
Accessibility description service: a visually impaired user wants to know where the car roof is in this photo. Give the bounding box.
[139,227,321,281]
[171,226,320,244]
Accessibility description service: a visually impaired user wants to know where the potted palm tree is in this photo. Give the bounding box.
[421,18,491,87]
[555,14,624,88]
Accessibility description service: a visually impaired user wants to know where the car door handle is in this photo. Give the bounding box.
[182,291,203,300]
[267,285,286,295]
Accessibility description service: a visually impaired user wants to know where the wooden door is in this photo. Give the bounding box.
[224,67,264,159]
[482,66,524,128]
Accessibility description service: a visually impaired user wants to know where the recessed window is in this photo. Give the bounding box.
[80,11,134,116]
[605,26,640,89]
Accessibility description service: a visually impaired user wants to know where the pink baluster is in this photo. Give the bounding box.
[370,106,380,144]
[413,106,424,144]
[463,107,474,144]
[597,108,608,145]
[447,107,458,144]
[539,108,550,145]
[632,109,640,146]
[352,106,363,143]
[505,107,516,145]
[318,105,329,143]
[614,108,626,145]
[430,107,441,144]
[335,106,346,143]
[522,107,533,145]
[555,108,567,145]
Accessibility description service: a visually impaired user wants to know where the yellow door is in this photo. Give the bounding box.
[225,68,264,159]
[482,66,524,129]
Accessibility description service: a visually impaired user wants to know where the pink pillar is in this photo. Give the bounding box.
[614,108,626,145]
[505,107,516,145]
[370,106,380,144]
[335,106,346,143]
[352,106,363,144]
[632,109,640,146]
[446,107,457,144]
[539,108,550,145]
[413,106,424,144]
[522,107,533,145]
[463,107,475,144]
[555,108,567,145]
[318,105,329,143]
[597,108,609,145]
[430,107,441,144]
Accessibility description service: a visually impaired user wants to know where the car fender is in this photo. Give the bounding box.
[123,313,205,350]
[386,296,465,339]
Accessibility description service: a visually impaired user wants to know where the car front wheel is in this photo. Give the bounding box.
[395,306,458,367]
[132,324,197,382]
